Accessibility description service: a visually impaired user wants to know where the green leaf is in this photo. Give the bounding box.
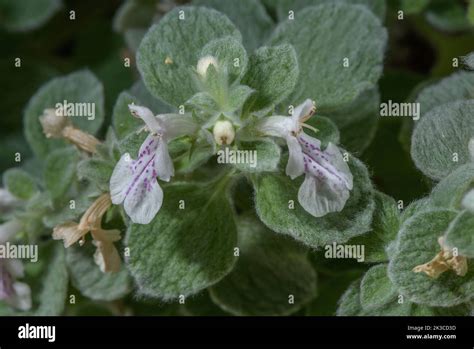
[336,277,468,316]
[469,0,474,25]
[388,209,474,307]
[43,185,98,229]
[411,100,474,180]
[349,191,400,263]
[137,6,241,107]
[400,197,433,224]
[35,244,69,316]
[192,0,274,52]
[113,0,156,32]
[112,92,142,140]
[271,0,386,21]
[269,3,387,113]
[209,214,317,316]
[401,0,430,14]
[2,168,38,200]
[231,139,281,173]
[360,264,396,310]
[331,88,380,153]
[242,44,299,114]
[305,116,340,148]
[44,147,80,201]
[0,0,61,31]
[200,37,248,84]
[463,52,474,70]
[124,28,146,52]
[126,181,238,300]
[66,244,130,301]
[182,291,228,316]
[128,80,175,114]
[77,158,114,193]
[462,189,474,212]
[24,70,105,158]
[425,1,471,33]
[253,155,375,247]
[174,133,215,174]
[430,163,474,210]
[227,85,254,112]
[445,210,474,258]
[336,279,363,316]
[416,71,474,118]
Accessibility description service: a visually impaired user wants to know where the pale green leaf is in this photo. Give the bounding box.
[209,214,317,316]
[126,182,238,300]
[269,3,387,113]
[67,244,131,301]
[253,155,375,247]
[24,70,105,158]
[137,6,241,106]
[388,209,474,307]
[411,100,474,180]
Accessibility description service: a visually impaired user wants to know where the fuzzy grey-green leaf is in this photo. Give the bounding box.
[271,0,386,21]
[416,71,474,117]
[24,70,104,158]
[349,191,400,263]
[430,163,474,210]
[388,209,474,307]
[200,37,248,84]
[360,264,397,310]
[209,215,317,316]
[242,44,299,114]
[445,210,474,258]
[137,6,241,107]
[0,0,61,31]
[411,100,474,180]
[67,244,130,301]
[232,139,280,173]
[35,244,69,316]
[44,147,79,201]
[192,0,274,52]
[269,3,387,113]
[126,182,238,300]
[3,168,38,200]
[254,155,375,247]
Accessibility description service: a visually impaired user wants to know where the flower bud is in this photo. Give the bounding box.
[39,108,70,138]
[213,120,235,145]
[197,55,218,77]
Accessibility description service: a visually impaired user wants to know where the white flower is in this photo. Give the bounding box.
[258,99,353,217]
[0,220,31,311]
[110,104,197,224]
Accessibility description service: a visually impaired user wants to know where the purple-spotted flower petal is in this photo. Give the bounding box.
[110,104,197,224]
[110,135,164,225]
[257,99,353,217]
[298,134,353,217]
